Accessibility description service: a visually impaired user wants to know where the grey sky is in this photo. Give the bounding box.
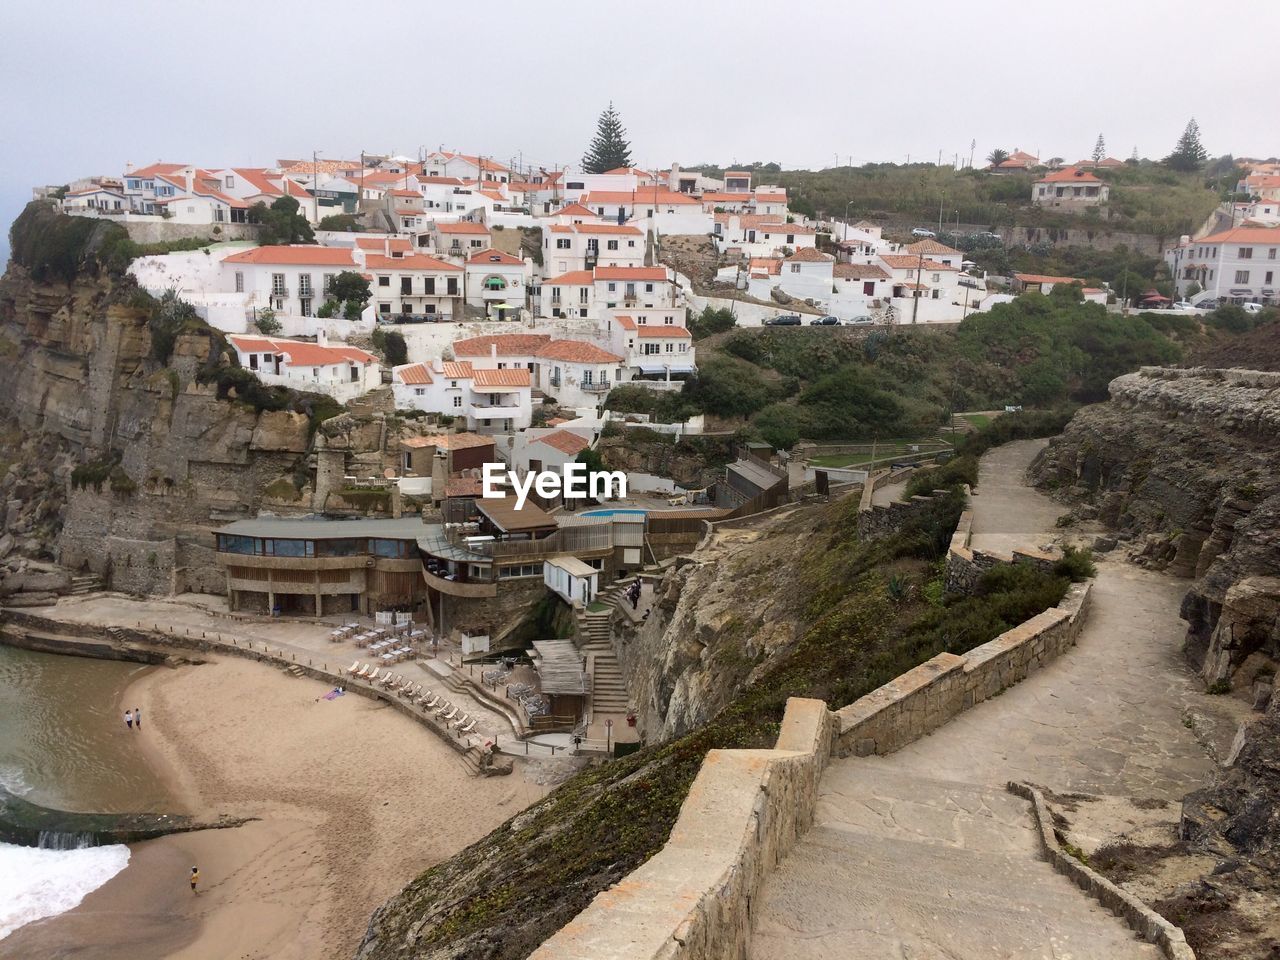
[2,0,1277,261]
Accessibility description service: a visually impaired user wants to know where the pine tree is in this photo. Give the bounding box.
[582,103,633,174]
[1164,118,1208,172]
[1092,134,1106,163]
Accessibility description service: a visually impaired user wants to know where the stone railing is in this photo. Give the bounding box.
[833,580,1090,757]
[529,697,833,960]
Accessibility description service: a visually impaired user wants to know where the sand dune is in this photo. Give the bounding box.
[7,655,550,959]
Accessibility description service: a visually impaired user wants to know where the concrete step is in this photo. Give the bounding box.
[751,762,1162,960]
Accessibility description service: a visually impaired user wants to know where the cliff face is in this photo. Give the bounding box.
[1031,367,1280,689]
[0,250,435,596]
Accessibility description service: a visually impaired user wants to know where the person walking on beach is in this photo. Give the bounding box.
[190,866,200,893]
[124,710,133,730]
[133,707,141,730]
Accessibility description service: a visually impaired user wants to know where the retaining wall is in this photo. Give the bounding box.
[833,580,1090,757]
[944,506,1058,594]
[530,698,833,960]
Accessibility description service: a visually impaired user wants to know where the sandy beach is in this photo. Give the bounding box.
[5,655,552,959]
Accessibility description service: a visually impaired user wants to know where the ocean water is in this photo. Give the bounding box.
[0,645,170,942]
[0,840,131,939]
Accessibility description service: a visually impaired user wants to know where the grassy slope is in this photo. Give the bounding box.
[359,423,1079,959]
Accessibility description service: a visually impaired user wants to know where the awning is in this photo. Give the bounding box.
[637,363,668,374]
[489,302,516,310]
[665,364,696,374]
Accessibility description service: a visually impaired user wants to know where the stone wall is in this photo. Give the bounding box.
[943,506,1058,594]
[833,581,1090,757]
[530,697,832,960]
[121,221,264,245]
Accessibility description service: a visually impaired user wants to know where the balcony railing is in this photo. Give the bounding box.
[581,381,611,393]
[271,288,289,298]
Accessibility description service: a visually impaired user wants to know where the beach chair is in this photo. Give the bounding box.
[389,674,405,690]
[376,669,393,686]
[459,719,477,734]
[441,707,458,722]
[452,712,470,728]
[404,682,419,699]
[435,701,453,717]
[423,695,438,709]
[345,660,360,677]
[354,663,372,680]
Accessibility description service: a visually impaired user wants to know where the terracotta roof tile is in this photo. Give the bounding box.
[401,432,495,450]
[834,263,890,280]
[452,334,552,357]
[434,221,491,234]
[534,430,591,456]
[472,368,531,387]
[229,335,377,367]
[535,340,624,363]
[635,325,691,338]
[395,363,433,385]
[440,361,474,379]
[466,248,524,266]
[593,266,669,281]
[223,246,356,266]
[365,253,461,271]
[784,247,833,262]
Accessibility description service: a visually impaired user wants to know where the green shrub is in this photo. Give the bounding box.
[1053,546,1097,582]
[371,326,408,366]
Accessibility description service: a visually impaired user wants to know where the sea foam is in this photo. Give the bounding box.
[0,840,130,940]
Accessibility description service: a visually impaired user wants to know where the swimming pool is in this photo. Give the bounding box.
[579,508,647,518]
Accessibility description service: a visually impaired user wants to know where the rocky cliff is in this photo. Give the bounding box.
[1031,367,1280,691]
[0,209,428,596]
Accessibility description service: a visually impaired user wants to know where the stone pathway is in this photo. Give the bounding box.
[751,438,1225,959]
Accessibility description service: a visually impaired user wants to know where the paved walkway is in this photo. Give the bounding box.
[751,439,1223,959]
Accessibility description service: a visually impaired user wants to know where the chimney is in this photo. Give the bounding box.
[185,169,193,192]
[317,329,329,347]
[491,343,498,363]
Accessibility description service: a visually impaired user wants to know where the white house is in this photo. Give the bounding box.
[221,246,360,318]
[592,266,678,312]
[422,152,510,184]
[833,262,892,303]
[902,239,964,269]
[229,333,381,401]
[541,270,596,319]
[546,202,601,226]
[391,360,533,432]
[465,249,530,320]
[605,311,696,387]
[879,254,962,303]
[535,339,627,408]
[543,223,645,274]
[579,187,709,235]
[776,248,835,301]
[714,214,817,258]
[365,253,464,321]
[1167,225,1280,304]
[62,185,128,214]
[431,220,493,259]
[1033,167,1110,208]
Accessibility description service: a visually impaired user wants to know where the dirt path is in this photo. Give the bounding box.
[751,439,1230,959]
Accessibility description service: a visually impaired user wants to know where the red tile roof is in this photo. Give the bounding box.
[402,432,495,450]
[365,253,461,272]
[395,363,433,385]
[905,239,963,257]
[355,237,412,253]
[230,336,377,366]
[880,255,958,271]
[536,340,624,363]
[635,325,691,338]
[1014,273,1085,285]
[128,162,188,179]
[451,334,552,357]
[545,270,595,285]
[434,221,491,234]
[582,189,700,206]
[553,203,598,218]
[785,248,833,262]
[1195,225,1280,244]
[440,361,474,379]
[466,248,524,266]
[614,315,637,330]
[473,368,531,387]
[593,266,669,281]
[1036,167,1103,184]
[834,263,890,280]
[223,246,356,266]
[444,477,483,498]
[535,430,591,455]
[549,223,643,235]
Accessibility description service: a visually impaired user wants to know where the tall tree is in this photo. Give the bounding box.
[1092,134,1106,163]
[986,148,1010,168]
[1164,118,1208,172]
[582,103,633,173]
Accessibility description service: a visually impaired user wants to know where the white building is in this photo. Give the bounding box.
[465,249,531,319]
[605,311,696,388]
[431,220,493,259]
[366,252,465,321]
[221,246,360,318]
[422,152,510,184]
[535,339,627,408]
[62,185,127,214]
[391,360,533,432]
[714,214,817,258]
[543,223,645,274]
[1167,225,1280,304]
[1033,167,1110,208]
[229,333,381,400]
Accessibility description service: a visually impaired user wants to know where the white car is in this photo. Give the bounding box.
[911,228,936,238]
[1243,302,1265,314]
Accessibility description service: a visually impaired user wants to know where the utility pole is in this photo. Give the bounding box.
[911,248,925,324]
[969,139,976,168]
[937,196,944,234]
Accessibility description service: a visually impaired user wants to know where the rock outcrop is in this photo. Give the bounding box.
[1031,367,1280,689]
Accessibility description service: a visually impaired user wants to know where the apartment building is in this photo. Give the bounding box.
[1169,225,1280,303]
[228,333,381,401]
[391,360,533,432]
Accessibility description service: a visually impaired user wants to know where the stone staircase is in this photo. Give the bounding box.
[575,597,629,716]
[751,764,1162,959]
[69,574,103,596]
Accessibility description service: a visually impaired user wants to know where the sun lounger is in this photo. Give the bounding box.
[435,701,453,717]
[459,719,477,734]
[441,707,458,722]
[422,695,438,709]
[452,713,470,728]
[345,660,360,676]
[389,674,404,690]
[354,663,371,679]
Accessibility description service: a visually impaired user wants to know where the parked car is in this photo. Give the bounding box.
[846,316,874,325]
[1193,297,1220,309]
[911,228,936,238]
[1243,302,1265,314]
[765,314,802,326]
[808,315,840,325]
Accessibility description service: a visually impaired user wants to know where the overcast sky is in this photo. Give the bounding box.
[3,0,1277,261]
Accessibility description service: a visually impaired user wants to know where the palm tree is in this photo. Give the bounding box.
[986,148,1010,168]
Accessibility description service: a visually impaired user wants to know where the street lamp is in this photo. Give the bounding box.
[843,200,855,241]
